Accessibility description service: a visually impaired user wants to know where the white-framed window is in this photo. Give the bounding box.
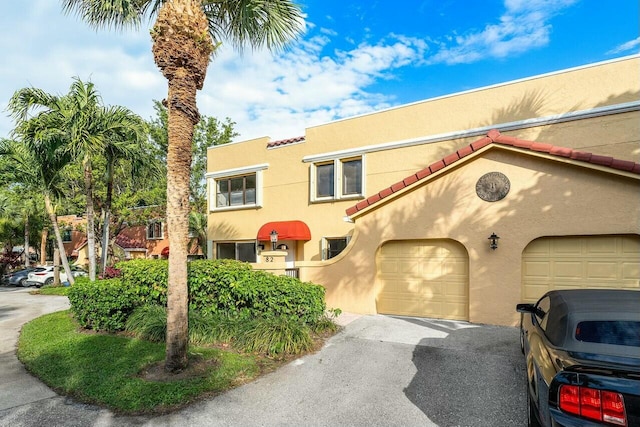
[216,174,256,208]
[322,236,351,260]
[147,221,164,240]
[216,241,257,262]
[311,156,364,202]
[207,164,267,212]
[62,228,72,243]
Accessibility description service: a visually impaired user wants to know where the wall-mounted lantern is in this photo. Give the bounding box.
[270,230,278,250]
[488,232,500,250]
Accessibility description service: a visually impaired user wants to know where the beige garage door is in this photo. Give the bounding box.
[522,235,640,302]
[376,240,469,320]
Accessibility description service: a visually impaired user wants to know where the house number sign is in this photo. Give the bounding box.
[475,172,510,202]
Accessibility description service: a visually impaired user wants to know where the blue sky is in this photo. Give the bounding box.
[0,0,638,142]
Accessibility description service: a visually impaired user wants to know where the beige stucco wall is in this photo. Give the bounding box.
[298,148,640,326]
[207,56,640,263]
[304,57,639,150]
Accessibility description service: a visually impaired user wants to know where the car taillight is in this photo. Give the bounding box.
[559,385,627,426]
[35,273,47,276]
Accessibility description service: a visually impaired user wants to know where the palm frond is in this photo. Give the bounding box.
[202,0,304,52]
[61,0,161,30]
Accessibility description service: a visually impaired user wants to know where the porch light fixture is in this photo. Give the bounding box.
[270,229,278,250]
[488,232,500,250]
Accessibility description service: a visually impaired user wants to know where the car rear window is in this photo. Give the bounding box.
[575,321,640,347]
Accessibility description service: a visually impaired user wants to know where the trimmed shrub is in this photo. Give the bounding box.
[71,259,329,333]
[117,259,168,304]
[68,277,141,332]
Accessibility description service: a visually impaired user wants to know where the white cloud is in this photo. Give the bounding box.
[428,0,577,65]
[607,37,640,55]
[0,1,581,143]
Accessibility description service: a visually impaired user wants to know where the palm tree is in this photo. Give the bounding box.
[0,131,75,283]
[99,108,156,273]
[187,211,207,255]
[9,79,147,282]
[61,0,303,372]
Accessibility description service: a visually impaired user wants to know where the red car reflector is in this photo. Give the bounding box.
[559,385,626,426]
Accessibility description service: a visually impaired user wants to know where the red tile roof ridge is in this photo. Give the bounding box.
[267,136,305,148]
[346,129,640,216]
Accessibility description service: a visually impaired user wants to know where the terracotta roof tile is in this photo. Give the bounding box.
[346,129,640,216]
[403,174,419,186]
[443,152,460,166]
[429,160,446,173]
[267,136,305,148]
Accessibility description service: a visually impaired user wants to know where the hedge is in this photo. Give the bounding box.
[68,259,327,332]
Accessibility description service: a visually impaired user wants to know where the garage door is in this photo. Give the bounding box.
[376,240,468,320]
[522,235,640,302]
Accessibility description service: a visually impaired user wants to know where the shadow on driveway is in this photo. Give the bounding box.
[401,317,527,426]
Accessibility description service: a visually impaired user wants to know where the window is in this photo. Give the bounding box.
[535,296,551,331]
[323,236,350,260]
[147,221,163,240]
[62,229,72,243]
[207,164,267,212]
[311,157,364,201]
[575,321,640,347]
[216,174,256,208]
[216,241,256,263]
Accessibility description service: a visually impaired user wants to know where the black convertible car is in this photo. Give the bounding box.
[517,289,640,427]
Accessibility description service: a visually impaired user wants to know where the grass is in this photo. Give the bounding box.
[17,311,261,414]
[17,307,340,414]
[35,285,70,296]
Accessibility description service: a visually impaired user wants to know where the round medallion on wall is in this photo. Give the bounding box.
[475,172,510,202]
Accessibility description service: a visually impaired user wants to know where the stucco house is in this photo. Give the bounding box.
[206,55,640,326]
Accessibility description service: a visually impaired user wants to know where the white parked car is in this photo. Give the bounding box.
[25,265,88,287]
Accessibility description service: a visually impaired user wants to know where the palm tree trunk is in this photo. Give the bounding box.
[44,194,74,285]
[40,228,48,265]
[101,159,115,274]
[84,155,97,281]
[152,0,213,373]
[165,78,194,372]
[24,213,30,267]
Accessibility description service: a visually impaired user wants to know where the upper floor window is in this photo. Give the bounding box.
[311,157,364,202]
[207,163,267,212]
[147,221,164,240]
[62,229,72,243]
[216,174,256,208]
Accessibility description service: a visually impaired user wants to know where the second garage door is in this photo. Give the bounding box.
[522,235,640,303]
[376,239,469,320]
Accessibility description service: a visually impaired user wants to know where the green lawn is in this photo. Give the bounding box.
[17,311,260,414]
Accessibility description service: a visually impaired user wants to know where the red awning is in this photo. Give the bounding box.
[161,246,169,256]
[257,221,311,241]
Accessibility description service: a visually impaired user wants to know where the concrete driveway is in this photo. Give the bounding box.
[0,287,526,426]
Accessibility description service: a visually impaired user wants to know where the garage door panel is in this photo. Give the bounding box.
[522,235,640,303]
[376,240,469,320]
[523,261,550,277]
[623,262,640,279]
[587,262,619,279]
[553,261,583,278]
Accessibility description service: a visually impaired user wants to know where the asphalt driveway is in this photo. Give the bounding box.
[0,287,526,426]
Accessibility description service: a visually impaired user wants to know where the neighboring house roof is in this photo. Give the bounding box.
[346,129,640,217]
[115,226,147,250]
[267,136,305,149]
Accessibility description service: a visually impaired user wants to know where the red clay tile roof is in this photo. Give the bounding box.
[115,226,147,249]
[267,136,305,148]
[346,129,640,217]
